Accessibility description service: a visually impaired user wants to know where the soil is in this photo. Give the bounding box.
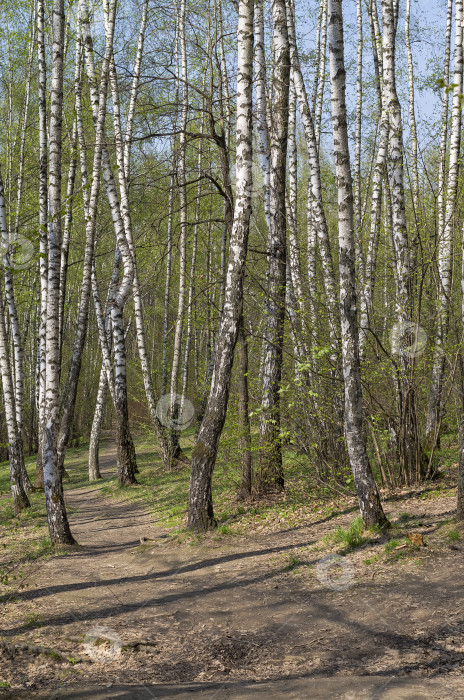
[1,444,464,699]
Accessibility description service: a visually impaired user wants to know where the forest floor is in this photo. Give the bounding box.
[1,436,464,698]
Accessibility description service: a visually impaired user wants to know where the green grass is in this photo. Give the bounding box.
[283,553,304,571]
[447,529,461,542]
[384,538,401,554]
[330,517,368,552]
[363,553,380,565]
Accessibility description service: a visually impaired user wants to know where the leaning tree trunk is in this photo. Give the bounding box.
[56,3,116,477]
[80,0,138,483]
[105,0,173,469]
[43,0,76,545]
[88,249,120,480]
[328,0,388,528]
[257,0,291,493]
[187,0,254,531]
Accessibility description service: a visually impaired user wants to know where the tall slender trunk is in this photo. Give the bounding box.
[257,0,290,493]
[405,0,420,217]
[58,117,78,370]
[56,3,116,477]
[314,0,327,149]
[437,0,454,246]
[187,0,254,531]
[0,290,29,512]
[354,0,363,270]
[80,0,138,483]
[8,4,35,449]
[287,70,305,311]
[44,0,76,545]
[123,0,149,183]
[426,0,462,445]
[359,115,389,356]
[88,248,120,480]
[254,0,271,230]
[0,168,30,510]
[170,0,189,455]
[328,0,388,528]
[161,25,179,397]
[286,0,339,349]
[180,86,206,425]
[238,315,252,496]
[35,0,48,490]
[105,1,172,468]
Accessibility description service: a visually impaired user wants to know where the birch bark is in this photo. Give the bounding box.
[426,0,463,445]
[35,0,48,489]
[0,167,30,509]
[56,1,117,477]
[44,0,76,544]
[188,0,254,530]
[169,0,189,456]
[257,0,291,493]
[381,0,425,481]
[328,0,388,527]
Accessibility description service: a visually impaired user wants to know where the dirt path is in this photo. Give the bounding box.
[2,444,464,698]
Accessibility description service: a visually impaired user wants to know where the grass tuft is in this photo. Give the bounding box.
[331,517,367,551]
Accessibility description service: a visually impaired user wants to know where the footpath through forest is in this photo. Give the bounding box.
[1,443,464,699]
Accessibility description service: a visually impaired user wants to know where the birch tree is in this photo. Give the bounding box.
[43,0,76,545]
[426,0,463,446]
[188,0,254,530]
[257,0,291,493]
[328,0,388,527]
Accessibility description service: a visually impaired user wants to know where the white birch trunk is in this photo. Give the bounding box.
[188,0,254,530]
[44,0,76,545]
[328,0,388,527]
[257,0,290,493]
[0,167,31,506]
[169,0,189,452]
[35,0,48,489]
[56,2,117,477]
[426,0,463,444]
[254,0,271,231]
